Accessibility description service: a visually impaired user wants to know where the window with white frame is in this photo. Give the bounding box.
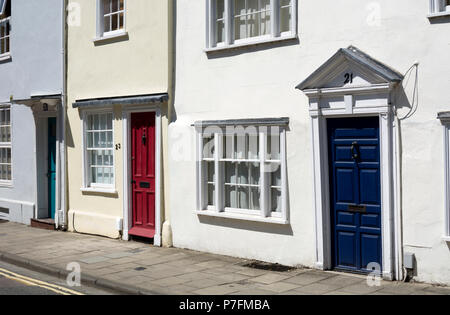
[83,112,114,189]
[207,0,296,49]
[97,0,125,38]
[197,122,288,222]
[0,107,11,182]
[429,0,450,16]
[0,0,11,56]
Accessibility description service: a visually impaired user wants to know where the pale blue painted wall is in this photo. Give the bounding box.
[0,0,63,224]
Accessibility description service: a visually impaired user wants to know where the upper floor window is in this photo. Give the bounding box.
[0,0,11,57]
[207,0,297,50]
[429,0,450,17]
[97,0,125,38]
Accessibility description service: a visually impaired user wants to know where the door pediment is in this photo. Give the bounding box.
[296,46,403,93]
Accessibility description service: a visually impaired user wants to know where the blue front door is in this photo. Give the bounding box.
[48,117,57,219]
[328,117,382,273]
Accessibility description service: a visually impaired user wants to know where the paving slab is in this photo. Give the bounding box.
[0,222,448,295]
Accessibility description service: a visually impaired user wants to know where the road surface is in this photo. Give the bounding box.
[0,261,114,295]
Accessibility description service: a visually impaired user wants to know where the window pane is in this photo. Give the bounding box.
[238,187,249,209]
[225,162,237,184]
[247,13,259,38]
[271,188,282,212]
[207,161,215,183]
[216,0,225,20]
[250,187,260,210]
[216,20,225,43]
[112,0,118,13]
[234,14,246,40]
[104,16,111,33]
[237,163,249,185]
[208,184,215,206]
[203,135,215,159]
[112,13,118,31]
[103,0,111,15]
[225,186,237,208]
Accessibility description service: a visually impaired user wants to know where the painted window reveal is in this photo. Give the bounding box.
[0,0,10,56]
[85,112,114,187]
[199,125,287,220]
[429,0,450,14]
[0,107,11,182]
[208,0,296,49]
[100,0,125,36]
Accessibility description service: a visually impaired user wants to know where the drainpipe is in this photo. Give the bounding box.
[59,0,68,230]
[394,111,404,281]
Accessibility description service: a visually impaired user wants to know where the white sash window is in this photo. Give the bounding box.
[96,0,126,39]
[82,111,115,190]
[207,0,297,50]
[196,121,288,224]
[429,0,450,17]
[0,106,11,183]
[0,0,10,57]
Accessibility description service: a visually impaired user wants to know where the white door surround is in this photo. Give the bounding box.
[297,46,405,280]
[122,105,162,246]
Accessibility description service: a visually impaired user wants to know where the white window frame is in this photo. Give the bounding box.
[81,109,116,194]
[429,0,450,18]
[195,123,289,224]
[0,105,12,186]
[95,0,127,41]
[443,124,450,241]
[0,0,11,60]
[206,0,297,51]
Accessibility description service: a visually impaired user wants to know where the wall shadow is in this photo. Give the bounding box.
[206,38,299,60]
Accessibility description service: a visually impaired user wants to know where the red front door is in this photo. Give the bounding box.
[129,112,156,239]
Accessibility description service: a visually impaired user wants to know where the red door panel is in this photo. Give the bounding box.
[129,112,156,239]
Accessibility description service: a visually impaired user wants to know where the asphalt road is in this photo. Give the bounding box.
[0,261,114,295]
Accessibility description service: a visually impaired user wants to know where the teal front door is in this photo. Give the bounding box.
[48,118,57,219]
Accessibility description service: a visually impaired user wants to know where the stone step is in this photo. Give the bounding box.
[30,218,56,231]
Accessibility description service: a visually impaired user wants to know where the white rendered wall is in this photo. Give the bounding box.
[170,0,450,284]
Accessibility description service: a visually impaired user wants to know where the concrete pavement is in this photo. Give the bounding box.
[0,222,449,295]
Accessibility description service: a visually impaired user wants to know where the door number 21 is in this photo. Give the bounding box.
[344,73,354,84]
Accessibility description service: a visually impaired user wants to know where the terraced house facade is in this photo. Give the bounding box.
[0,0,66,228]
[169,0,450,286]
[66,0,173,246]
[0,0,449,288]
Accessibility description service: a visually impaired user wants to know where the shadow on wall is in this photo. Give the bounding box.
[198,216,294,236]
[206,38,299,60]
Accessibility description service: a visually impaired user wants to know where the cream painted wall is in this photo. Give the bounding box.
[67,0,173,239]
[170,0,450,284]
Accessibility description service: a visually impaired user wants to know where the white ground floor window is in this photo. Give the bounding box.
[82,110,115,190]
[0,106,11,183]
[196,119,288,222]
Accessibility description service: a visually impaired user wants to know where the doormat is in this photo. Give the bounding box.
[241,261,295,273]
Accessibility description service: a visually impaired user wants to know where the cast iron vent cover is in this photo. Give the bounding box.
[241,261,295,272]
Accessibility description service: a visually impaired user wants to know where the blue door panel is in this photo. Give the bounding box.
[328,117,382,273]
[337,232,357,267]
[361,234,381,269]
[359,169,380,204]
[360,214,380,228]
[336,168,354,203]
[337,212,356,226]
